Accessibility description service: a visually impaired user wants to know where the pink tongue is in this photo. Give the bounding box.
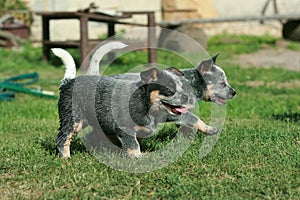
[220,98,226,103]
[175,107,188,113]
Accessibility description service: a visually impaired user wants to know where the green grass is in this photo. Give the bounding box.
[208,33,278,57]
[1,35,300,199]
[287,41,300,51]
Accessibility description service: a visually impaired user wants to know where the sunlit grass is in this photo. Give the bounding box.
[0,35,299,199]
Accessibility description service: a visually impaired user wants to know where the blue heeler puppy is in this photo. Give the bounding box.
[52,47,213,158]
[89,42,236,105]
[88,42,236,134]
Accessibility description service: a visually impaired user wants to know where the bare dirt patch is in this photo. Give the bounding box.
[235,44,300,89]
[234,44,300,71]
[245,80,300,89]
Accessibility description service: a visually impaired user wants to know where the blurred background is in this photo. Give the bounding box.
[2,0,300,42]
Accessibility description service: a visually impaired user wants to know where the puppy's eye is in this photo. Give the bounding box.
[167,82,176,93]
[160,86,175,96]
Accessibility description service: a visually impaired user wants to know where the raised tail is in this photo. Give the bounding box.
[51,48,76,81]
[87,41,128,75]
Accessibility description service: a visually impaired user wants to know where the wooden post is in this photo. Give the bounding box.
[42,16,50,61]
[108,22,116,38]
[80,16,89,63]
[147,12,157,63]
[107,22,116,61]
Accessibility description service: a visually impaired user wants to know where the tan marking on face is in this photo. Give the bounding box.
[204,85,214,101]
[150,90,166,112]
[150,90,160,105]
[204,90,210,101]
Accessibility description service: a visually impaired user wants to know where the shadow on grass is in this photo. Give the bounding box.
[140,124,196,152]
[139,125,177,152]
[38,124,196,157]
[272,111,300,122]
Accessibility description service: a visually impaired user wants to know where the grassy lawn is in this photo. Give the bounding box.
[0,35,299,199]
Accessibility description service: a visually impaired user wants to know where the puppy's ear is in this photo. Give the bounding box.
[197,54,219,75]
[197,59,213,75]
[212,53,219,63]
[140,68,159,83]
[166,67,184,76]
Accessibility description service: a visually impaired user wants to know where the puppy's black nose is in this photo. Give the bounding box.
[231,88,236,97]
[181,94,188,104]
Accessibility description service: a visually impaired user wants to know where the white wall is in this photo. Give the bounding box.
[205,0,300,36]
[28,0,300,40]
[29,0,161,41]
[213,0,300,17]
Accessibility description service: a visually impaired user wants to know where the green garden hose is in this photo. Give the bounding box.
[0,72,57,100]
[0,91,15,101]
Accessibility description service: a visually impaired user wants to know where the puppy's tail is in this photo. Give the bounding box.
[87,41,128,75]
[51,48,76,81]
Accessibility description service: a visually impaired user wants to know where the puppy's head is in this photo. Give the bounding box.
[197,54,236,105]
[140,67,196,115]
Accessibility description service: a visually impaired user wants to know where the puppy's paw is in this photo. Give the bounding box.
[127,148,142,159]
[57,147,71,158]
[205,126,219,136]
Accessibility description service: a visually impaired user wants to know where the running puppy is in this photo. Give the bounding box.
[87,44,236,135]
[52,48,200,158]
[101,54,236,106]
[88,43,236,105]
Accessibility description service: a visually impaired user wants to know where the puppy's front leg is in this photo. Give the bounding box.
[193,118,219,135]
[120,133,142,158]
[177,112,219,135]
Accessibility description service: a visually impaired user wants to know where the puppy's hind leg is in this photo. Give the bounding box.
[56,120,83,158]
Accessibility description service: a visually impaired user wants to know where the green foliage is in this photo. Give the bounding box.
[0,35,299,199]
[0,0,29,10]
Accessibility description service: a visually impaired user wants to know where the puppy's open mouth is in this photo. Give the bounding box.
[161,101,188,114]
[215,96,227,105]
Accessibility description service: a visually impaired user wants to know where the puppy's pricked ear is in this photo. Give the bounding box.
[212,53,219,63]
[166,67,184,76]
[140,68,159,83]
[197,59,213,75]
[197,54,220,75]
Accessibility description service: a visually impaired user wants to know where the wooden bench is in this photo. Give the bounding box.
[36,11,157,64]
